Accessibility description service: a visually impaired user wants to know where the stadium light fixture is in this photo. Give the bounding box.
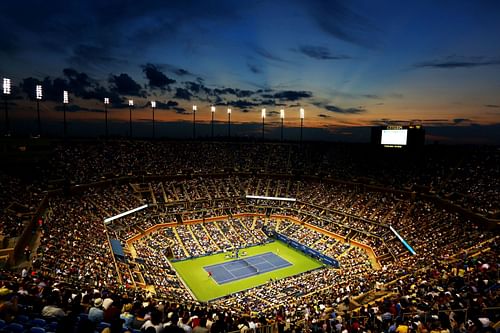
[36,85,43,100]
[128,99,134,138]
[2,78,11,95]
[227,108,231,138]
[192,105,197,139]
[261,108,266,140]
[211,105,216,139]
[104,204,149,224]
[3,78,11,135]
[63,90,69,138]
[300,107,305,143]
[151,101,156,139]
[35,85,43,136]
[280,109,285,141]
[104,98,110,139]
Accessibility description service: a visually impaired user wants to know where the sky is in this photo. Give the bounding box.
[1,0,500,143]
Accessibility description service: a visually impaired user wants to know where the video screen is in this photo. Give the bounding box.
[381,129,408,145]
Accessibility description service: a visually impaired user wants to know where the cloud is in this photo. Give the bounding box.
[21,69,124,103]
[298,45,351,60]
[273,90,313,101]
[324,105,366,114]
[307,0,379,48]
[413,56,500,69]
[225,99,259,108]
[254,47,287,62]
[68,44,127,68]
[109,73,145,97]
[175,68,191,76]
[484,104,499,108]
[185,81,211,95]
[54,104,102,113]
[453,118,471,124]
[318,114,331,118]
[247,63,262,74]
[174,88,192,100]
[174,107,188,114]
[142,63,176,89]
[147,100,179,110]
[212,87,254,98]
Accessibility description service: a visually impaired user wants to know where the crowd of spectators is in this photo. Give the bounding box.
[0,140,498,332]
[38,141,499,216]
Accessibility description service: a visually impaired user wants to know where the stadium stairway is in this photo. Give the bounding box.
[187,225,205,255]
[199,223,221,251]
[172,228,190,258]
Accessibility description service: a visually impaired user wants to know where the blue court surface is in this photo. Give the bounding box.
[204,252,292,284]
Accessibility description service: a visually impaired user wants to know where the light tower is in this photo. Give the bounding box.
[280,108,285,141]
[210,105,216,139]
[3,78,11,136]
[192,105,197,139]
[261,108,266,140]
[128,99,134,138]
[36,85,43,136]
[63,90,69,138]
[104,97,109,139]
[151,100,156,139]
[227,108,231,138]
[300,107,305,143]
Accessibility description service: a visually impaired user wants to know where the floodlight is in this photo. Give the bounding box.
[193,105,197,111]
[300,108,305,119]
[227,108,231,114]
[104,97,109,105]
[128,99,134,106]
[63,90,69,104]
[280,109,285,119]
[151,101,156,108]
[3,78,11,95]
[211,105,216,112]
[36,85,43,100]
[261,108,266,118]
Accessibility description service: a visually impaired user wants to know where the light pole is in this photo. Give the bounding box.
[104,97,109,139]
[128,99,134,138]
[63,90,69,138]
[151,100,156,139]
[211,105,215,139]
[227,108,231,138]
[36,85,42,137]
[261,108,266,140]
[192,105,197,139]
[280,108,285,141]
[3,78,11,136]
[300,107,305,143]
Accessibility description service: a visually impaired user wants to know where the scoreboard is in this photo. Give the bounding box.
[371,125,425,148]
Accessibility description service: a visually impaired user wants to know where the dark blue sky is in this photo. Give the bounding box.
[1,0,500,143]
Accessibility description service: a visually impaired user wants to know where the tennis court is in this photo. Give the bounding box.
[204,252,292,284]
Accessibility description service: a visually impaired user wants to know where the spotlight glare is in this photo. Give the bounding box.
[227,108,231,114]
[300,108,305,119]
[261,108,266,118]
[129,99,134,106]
[104,97,109,105]
[63,90,69,104]
[211,105,216,112]
[280,109,285,119]
[151,101,156,108]
[193,105,197,111]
